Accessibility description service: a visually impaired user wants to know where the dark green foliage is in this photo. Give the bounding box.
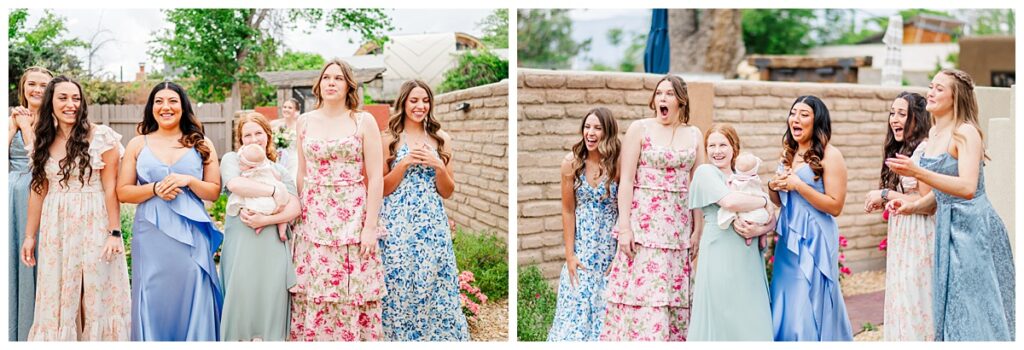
[437,50,509,93]
[8,9,86,106]
[452,227,508,299]
[517,9,591,69]
[516,265,557,341]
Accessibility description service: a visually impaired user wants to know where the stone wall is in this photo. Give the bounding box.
[434,80,509,237]
[517,68,1014,280]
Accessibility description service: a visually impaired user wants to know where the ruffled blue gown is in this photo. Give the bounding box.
[919,150,1014,341]
[130,141,224,341]
[770,165,852,341]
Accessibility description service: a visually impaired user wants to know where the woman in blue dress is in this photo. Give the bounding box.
[379,80,468,340]
[547,107,620,341]
[766,95,853,341]
[885,69,1014,341]
[8,66,52,341]
[116,82,224,341]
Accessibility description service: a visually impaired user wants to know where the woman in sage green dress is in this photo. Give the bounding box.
[687,124,776,341]
[219,112,301,341]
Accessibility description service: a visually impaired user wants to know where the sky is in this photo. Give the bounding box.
[23,8,495,82]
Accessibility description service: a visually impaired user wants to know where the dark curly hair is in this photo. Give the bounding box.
[781,95,831,181]
[137,81,211,164]
[30,76,93,194]
[880,92,930,192]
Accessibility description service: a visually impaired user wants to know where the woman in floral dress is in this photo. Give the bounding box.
[379,80,468,340]
[601,75,705,341]
[271,98,300,181]
[863,92,935,340]
[548,107,620,341]
[290,59,387,341]
[21,76,130,341]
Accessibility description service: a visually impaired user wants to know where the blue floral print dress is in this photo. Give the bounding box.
[548,171,618,341]
[380,143,469,341]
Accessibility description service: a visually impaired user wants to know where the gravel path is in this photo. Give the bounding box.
[470,298,509,341]
[842,270,887,341]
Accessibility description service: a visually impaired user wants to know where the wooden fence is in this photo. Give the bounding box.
[91,101,234,156]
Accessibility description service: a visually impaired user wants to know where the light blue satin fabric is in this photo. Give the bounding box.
[770,165,853,341]
[130,142,224,341]
[9,131,35,341]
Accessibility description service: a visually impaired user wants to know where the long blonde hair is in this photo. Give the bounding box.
[312,58,361,111]
[570,107,620,198]
[938,69,989,161]
[17,66,54,108]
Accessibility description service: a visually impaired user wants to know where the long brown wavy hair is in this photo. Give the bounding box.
[137,81,211,164]
[312,58,361,111]
[30,76,93,194]
[570,107,620,198]
[937,69,989,162]
[386,80,450,166]
[648,75,690,124]
[17,66,54,108]
[781,95,831,181]
[880,92,930,192]
[234,112,278,162]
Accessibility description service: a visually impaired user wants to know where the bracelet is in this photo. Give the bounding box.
[271,185,277,197]
[763,196,769,208]
[152,181,159,196]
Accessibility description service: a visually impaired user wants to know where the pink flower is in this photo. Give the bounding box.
[839,235,848,248]
[839,253,846,263]
[878,238,888,251]
[840,266,852,275]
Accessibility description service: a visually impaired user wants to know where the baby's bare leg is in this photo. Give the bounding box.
[277,222,288,242]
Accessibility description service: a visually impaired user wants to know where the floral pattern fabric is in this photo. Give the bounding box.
[290,114,386,341]
[28,125,131,341]
[379,144,469,341]
[548,173,617,341]
[602,121,697,341]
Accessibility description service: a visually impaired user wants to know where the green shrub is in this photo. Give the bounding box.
[452,227,508,299]
[437,50,509,93]
[517,265,557,341]
[120,204,135,279]
[209,193,228,226]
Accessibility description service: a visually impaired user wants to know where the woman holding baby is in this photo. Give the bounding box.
[219,112,301,341]
[686,124,775,341]
[766,95,853,341]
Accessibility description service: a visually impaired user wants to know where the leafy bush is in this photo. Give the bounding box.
[208,193,228,228]
[452,226,508,299]
[120,204,135,279]
[517,265,557,341]
[437,50,508,93]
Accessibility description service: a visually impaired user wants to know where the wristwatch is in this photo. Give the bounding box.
[881,189,890,202]
[110,229,122,238]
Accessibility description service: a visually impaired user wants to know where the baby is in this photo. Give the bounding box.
[718,153,772,234]
[227,143,289,241]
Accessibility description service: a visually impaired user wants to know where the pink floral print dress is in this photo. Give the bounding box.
[601,121,698,341]
[289,113,387,341]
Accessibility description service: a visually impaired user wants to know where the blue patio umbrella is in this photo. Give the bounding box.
[644,9,670,74]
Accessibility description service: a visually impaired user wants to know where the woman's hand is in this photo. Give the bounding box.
[239,208,271,230]
[886,197,917,216]
[359,226,379,258]
[885,154,920,178]
[734,216,775,239]
[271,183,289,213]
[768,168,792,191]
[616,225,636,260]
[410,143,444,170]
[153,181,182,201]
[21,236,37,267]
[566,254,586,288]
[100,236,124,262]
[864,189,884,213]
[11,107,32,131]
[775,171,804,192]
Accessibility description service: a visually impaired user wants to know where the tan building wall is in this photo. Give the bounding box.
[517,68,1014,280]
[434,80,509,237]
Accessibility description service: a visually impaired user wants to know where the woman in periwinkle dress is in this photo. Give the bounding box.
[219,112,301,341]
[766,95,853,341]
[687,124,775,341]
[379,80,468,340]
[547,107,620,341]
[886,69,1015,341]
[9,66,52,341]
[116,81,224,341]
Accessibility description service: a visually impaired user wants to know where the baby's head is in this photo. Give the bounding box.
[238,143,267,170]
[734,152,761,174]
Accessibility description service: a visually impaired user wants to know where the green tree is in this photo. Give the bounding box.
[741,9,817,55]
[595,27,647,72]
[517,9,591,69]
[150,9,392,110]
[478,9,508,49]
[437,50,509,93]
[963,9,1015,35]
[269,50,325,72]
[8,9,86,105]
